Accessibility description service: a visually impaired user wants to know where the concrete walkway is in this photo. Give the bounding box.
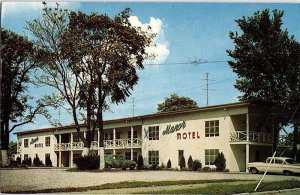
[1,169,300,192]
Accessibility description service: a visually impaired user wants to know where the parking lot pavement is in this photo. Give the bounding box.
[1,169,300,192]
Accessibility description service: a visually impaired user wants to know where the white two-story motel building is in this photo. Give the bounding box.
[15,102,274,172]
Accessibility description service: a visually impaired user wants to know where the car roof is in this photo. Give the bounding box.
[266,157,293,160]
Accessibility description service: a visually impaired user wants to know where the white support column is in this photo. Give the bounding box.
[84,131,86,139]
[246,144,250,173]
[70,151,73,168]
[246,113,249,142]
[70,133,73,148]
[246,113,250,173]
[130,126,133,160]
[59,134,62,167]
[113,128,116,144]
[113,128,116,155]
[131,148,133,161]
[131,127,133,146]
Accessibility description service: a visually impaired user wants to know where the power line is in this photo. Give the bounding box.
[144,60,227,66]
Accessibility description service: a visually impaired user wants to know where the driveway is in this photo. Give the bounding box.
[1,168,299,192]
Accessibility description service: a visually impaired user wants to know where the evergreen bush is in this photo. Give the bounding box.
[187,155,193,169]
[33,156,43,166]
[16,157,21,164]
[45,156,53,167]
[167,159,171,169]
[179,156,186,169]
[74,155,100,170]
[192,160,202,171]
[137,154,144,170]
[214,152,226,171]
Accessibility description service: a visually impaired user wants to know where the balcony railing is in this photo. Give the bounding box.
[54,138,142,151]
[230,131,272,143]
[104,138,142,148]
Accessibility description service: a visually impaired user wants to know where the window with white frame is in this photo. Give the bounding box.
[205,149,219,165]
[149,126,159,140]
[205,120,219,137]
[24,139,29,148]
[24,154,28,160]
[148,151,159,165]
[45,137,50,147]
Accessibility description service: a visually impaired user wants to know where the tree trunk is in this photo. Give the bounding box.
[293,122,298,160]
[1,119,10,166]
[82,147,90,156]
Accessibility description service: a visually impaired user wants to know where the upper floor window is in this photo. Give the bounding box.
[24,139,29,148]
[45,137,50,147]
[205,120,219,137]
[149,126,159,140]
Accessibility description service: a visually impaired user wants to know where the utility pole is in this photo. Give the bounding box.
[203,72,209,106]
[132,97,135,117]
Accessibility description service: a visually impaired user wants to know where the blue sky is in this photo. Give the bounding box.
[2,2,300,140]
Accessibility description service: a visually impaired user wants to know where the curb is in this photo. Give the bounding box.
[235,187,300,195]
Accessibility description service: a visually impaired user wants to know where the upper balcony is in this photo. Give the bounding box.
[54,138,142,151]
[230,131,273,145]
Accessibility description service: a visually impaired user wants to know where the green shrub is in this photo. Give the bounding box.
[74,155,100,170]
[192,160,202,171]
[22,157,32,166]
[179,156,186,169]
[187,155,193,169]
[33,156,43,167]
[137,154,144,170]
[150,164,158,170]
[167,159,171,169]
[202,166,212,172]
[214,152,226,171]
[45,156,52,167]
[16,157,21,164]
[160,162,166,169]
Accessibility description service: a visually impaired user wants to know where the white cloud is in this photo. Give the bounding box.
[129,16,170,65]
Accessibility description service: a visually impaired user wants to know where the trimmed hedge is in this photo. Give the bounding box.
[74,155,100,170]
[167,159,171,169]
[192,160,202,171]
[137,154,144,170]
[214,152,226,171]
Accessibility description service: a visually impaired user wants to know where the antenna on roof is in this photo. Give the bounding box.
[132,97,136,117]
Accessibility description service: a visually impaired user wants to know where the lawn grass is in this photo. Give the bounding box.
[3,179,244,193]
[136,180,300,194]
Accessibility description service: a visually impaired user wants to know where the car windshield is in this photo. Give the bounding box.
[285,159,297,164]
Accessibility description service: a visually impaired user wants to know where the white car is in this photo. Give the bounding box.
[247,157,300,176]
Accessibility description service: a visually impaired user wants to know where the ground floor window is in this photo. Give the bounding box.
[205,149,219,165]
[24,154,28,160]
[148,151,159,165]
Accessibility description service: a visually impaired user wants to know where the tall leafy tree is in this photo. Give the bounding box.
[27,3,154,169]
[0,29,48,166]
[157,93,199,112]
[61,9,153,167]
[227,9,300,151]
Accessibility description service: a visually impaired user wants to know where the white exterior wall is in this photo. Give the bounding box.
[19,132,57,166]
[16,103,271,172]
[142,107,248,171]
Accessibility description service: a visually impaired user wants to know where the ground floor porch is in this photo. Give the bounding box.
[230,144,273,172]
[55,148,142,167]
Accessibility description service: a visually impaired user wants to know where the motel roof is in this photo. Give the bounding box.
[14,101,252,136]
